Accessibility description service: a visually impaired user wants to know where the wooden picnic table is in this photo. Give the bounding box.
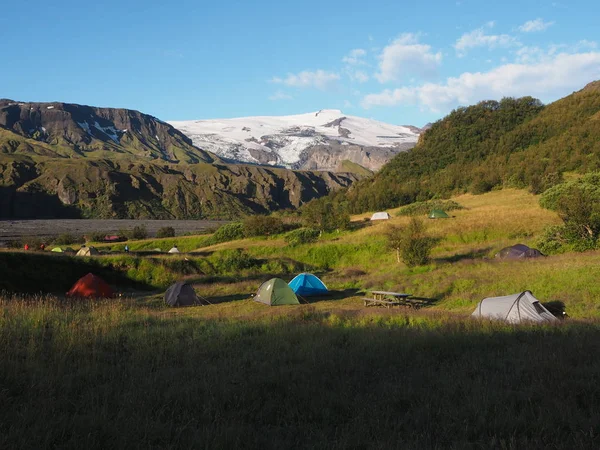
[363,290,428,309]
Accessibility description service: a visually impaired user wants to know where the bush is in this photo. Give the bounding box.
[156,227,176,238]
[53,233,83,246]
[209,249,258,273]
[87,231,106,242]
[284,228,320,246]
[540,175,600,251]
[386,218,438,267]
[301,198,350,232]
[131,225,148,240]
[243,216,285,237]
[212,222,245,243]
[396,200,464,217]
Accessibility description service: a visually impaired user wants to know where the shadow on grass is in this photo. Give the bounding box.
[0,251,153,294]
[435,246,493,263]
[2,304,600,449]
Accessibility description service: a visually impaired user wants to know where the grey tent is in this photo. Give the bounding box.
[471,291,558,324]
[164,282,200,307]
[168,246,180,254]
[496,244,543,260]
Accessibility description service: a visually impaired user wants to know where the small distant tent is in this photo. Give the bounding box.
[168,246,180,254]
[496,244,543,260]
[429,209,449,219]
[164,282,200,307]
[67,273,116,298]
[76,246,99,257]
[371,212,390,221]
[471,291,558,324]
[53,246,75,254]
[288,273,328,296]
[255,278,300,306]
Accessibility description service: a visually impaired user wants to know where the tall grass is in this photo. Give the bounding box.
[1,295,599,449]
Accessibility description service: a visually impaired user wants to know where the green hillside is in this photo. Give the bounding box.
[339,81,600,213]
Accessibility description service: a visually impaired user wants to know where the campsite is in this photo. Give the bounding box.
[2,188,600,448]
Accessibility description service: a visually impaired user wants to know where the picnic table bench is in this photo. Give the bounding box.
[362,290,428,309]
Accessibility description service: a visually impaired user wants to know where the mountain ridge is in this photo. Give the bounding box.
[169,109,421,171]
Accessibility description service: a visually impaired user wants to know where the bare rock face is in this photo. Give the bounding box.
[57,177,78,205]
[0,99,218,164]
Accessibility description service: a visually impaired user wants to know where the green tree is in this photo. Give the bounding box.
[385,218,438,267]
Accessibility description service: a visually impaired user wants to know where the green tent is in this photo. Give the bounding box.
[51,247,75,253]
[255,278,300,306]
[429,209,450,219]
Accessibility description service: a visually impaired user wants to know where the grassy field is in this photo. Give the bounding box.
[2,188,600,448]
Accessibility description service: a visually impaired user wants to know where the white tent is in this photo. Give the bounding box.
[168,246,180,254]
[370,212,390,221]
[471,291,558,324]
[76,246,99,257]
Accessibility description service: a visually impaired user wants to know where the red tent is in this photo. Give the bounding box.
[67,273,116,298]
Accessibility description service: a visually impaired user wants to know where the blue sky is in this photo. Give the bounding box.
[2,0,599,126]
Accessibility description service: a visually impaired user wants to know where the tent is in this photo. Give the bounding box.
[164,282,200,307]
[255,278,300,306]
[67,273,116,298]
[496,244,544,260]
[76,246,99,257]
[471,291,558,324]
[288,273,328,296]
[429,209,449,219]
[52,247,74,253]
[371,212,390,221]
[168,246,180,254]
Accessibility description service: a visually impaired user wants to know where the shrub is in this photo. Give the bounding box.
[243,216,285,237]
[386,218,438,267]
[301,198,350,232]
[53,233,83,246]
[396,200,464,217]
[284,228,320,246]
[156,227,176,238]
[87,231,106,242]
[131,225,148,240]
[212,222,245,243]
[210,249,258,273]
[540,175,600,251]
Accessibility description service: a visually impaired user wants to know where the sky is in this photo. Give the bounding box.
[2,0,600,127]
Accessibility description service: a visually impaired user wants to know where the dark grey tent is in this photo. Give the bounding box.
[496,244,543,260]
[164,282,200,307]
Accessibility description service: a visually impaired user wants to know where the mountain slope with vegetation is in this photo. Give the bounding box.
[0,100,360,219]
[0,156,357,219]
[336,81,600,213]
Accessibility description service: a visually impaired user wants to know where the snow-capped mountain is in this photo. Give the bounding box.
[169,109,421,171]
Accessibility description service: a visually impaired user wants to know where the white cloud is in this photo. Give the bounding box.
[271,70,340,90]
[518,18,554,33]
[362,51,600,112]
[344,100,354,108]
[454,26,518,57]
[375,33,442,83]
[342,48,367,65]
[268,91,293,101]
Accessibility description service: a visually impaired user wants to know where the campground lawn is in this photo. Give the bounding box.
[2,188,600,448]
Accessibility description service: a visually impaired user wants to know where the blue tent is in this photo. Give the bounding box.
[288,273,328,296]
